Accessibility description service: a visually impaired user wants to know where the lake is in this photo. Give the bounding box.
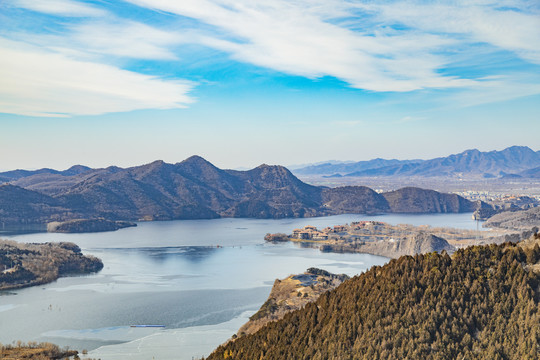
[0,213,481,359]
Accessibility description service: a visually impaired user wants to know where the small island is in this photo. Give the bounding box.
[47,218,136,233]
[0,240,103,290]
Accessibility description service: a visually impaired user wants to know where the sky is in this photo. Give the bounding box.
[0,0,539,171]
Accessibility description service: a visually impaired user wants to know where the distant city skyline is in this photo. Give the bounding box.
[1,0,539,171]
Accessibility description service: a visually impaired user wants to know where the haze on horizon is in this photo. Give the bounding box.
[0,0,539,171]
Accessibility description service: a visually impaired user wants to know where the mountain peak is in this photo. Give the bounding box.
[252,163,293,175]
[62,165,91,176]
[460,149,481,155]
[179,155,215,168]
[141,159,167,169]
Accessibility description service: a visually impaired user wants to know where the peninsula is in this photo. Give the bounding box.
[265,221,510,258]
[0,240,103,290]
[235,268,349,338]
[47,218,136,233]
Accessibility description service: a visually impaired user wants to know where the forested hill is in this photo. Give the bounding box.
[0,157,478,225]
[207,236,540,360]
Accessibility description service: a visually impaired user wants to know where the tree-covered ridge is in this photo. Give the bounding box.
[207,237,540,360]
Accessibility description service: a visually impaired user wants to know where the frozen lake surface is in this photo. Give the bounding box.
[0,213,480,359]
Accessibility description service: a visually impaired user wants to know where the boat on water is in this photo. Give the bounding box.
[130,325,165,328]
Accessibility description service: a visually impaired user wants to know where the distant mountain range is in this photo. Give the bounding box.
[0,156,479,226]
[292,146,540,178]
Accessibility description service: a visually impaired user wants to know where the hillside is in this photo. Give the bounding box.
[207,237,540,360]
[383,187,476,213]
[518,166,540,178]
[292,146,540,178]
[0,342,78,360]
[236,268,349,337]
[293,158,422,176]
[321,186,390,214]
[0,157,479,226]
[0,165,91,183]
[484,207,540,231]
[0,184,78,224]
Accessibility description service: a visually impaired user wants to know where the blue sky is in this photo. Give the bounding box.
[0,0,539,170]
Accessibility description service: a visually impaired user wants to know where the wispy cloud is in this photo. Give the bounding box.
[126,0,540,93]
[46,21,186,60]
[1,0,539,117]
[0,38,194,117]
[11,0,107,17]
[127,0,475,92]
[360,0,540,64]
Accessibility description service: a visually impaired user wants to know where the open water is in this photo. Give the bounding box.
[0,213,481,359]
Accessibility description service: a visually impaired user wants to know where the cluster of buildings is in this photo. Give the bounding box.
[350,221,386,230]
[292,226,329,240]
[291,221,388,241]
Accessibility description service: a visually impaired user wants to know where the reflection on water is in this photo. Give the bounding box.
[0,223,47,236]
[107,246,219,264]
[0,213,480,360]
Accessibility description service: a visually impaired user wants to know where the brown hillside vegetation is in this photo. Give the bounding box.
[0,342,77,360]
[0,240,103,290]
[207,238,540,360]
[1,157,481,226]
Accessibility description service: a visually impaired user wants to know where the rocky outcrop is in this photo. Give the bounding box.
[321,232,455,258]
[235,268,349,338]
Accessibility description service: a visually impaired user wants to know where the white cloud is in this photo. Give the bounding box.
[126,1,461,91]
[0,38,194,117]
[60,21,187,60]
[446,75,540,108]
[2,0,539,117]
[125,0,539,92]
[360,0,540,64]
[11,0,107,17]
